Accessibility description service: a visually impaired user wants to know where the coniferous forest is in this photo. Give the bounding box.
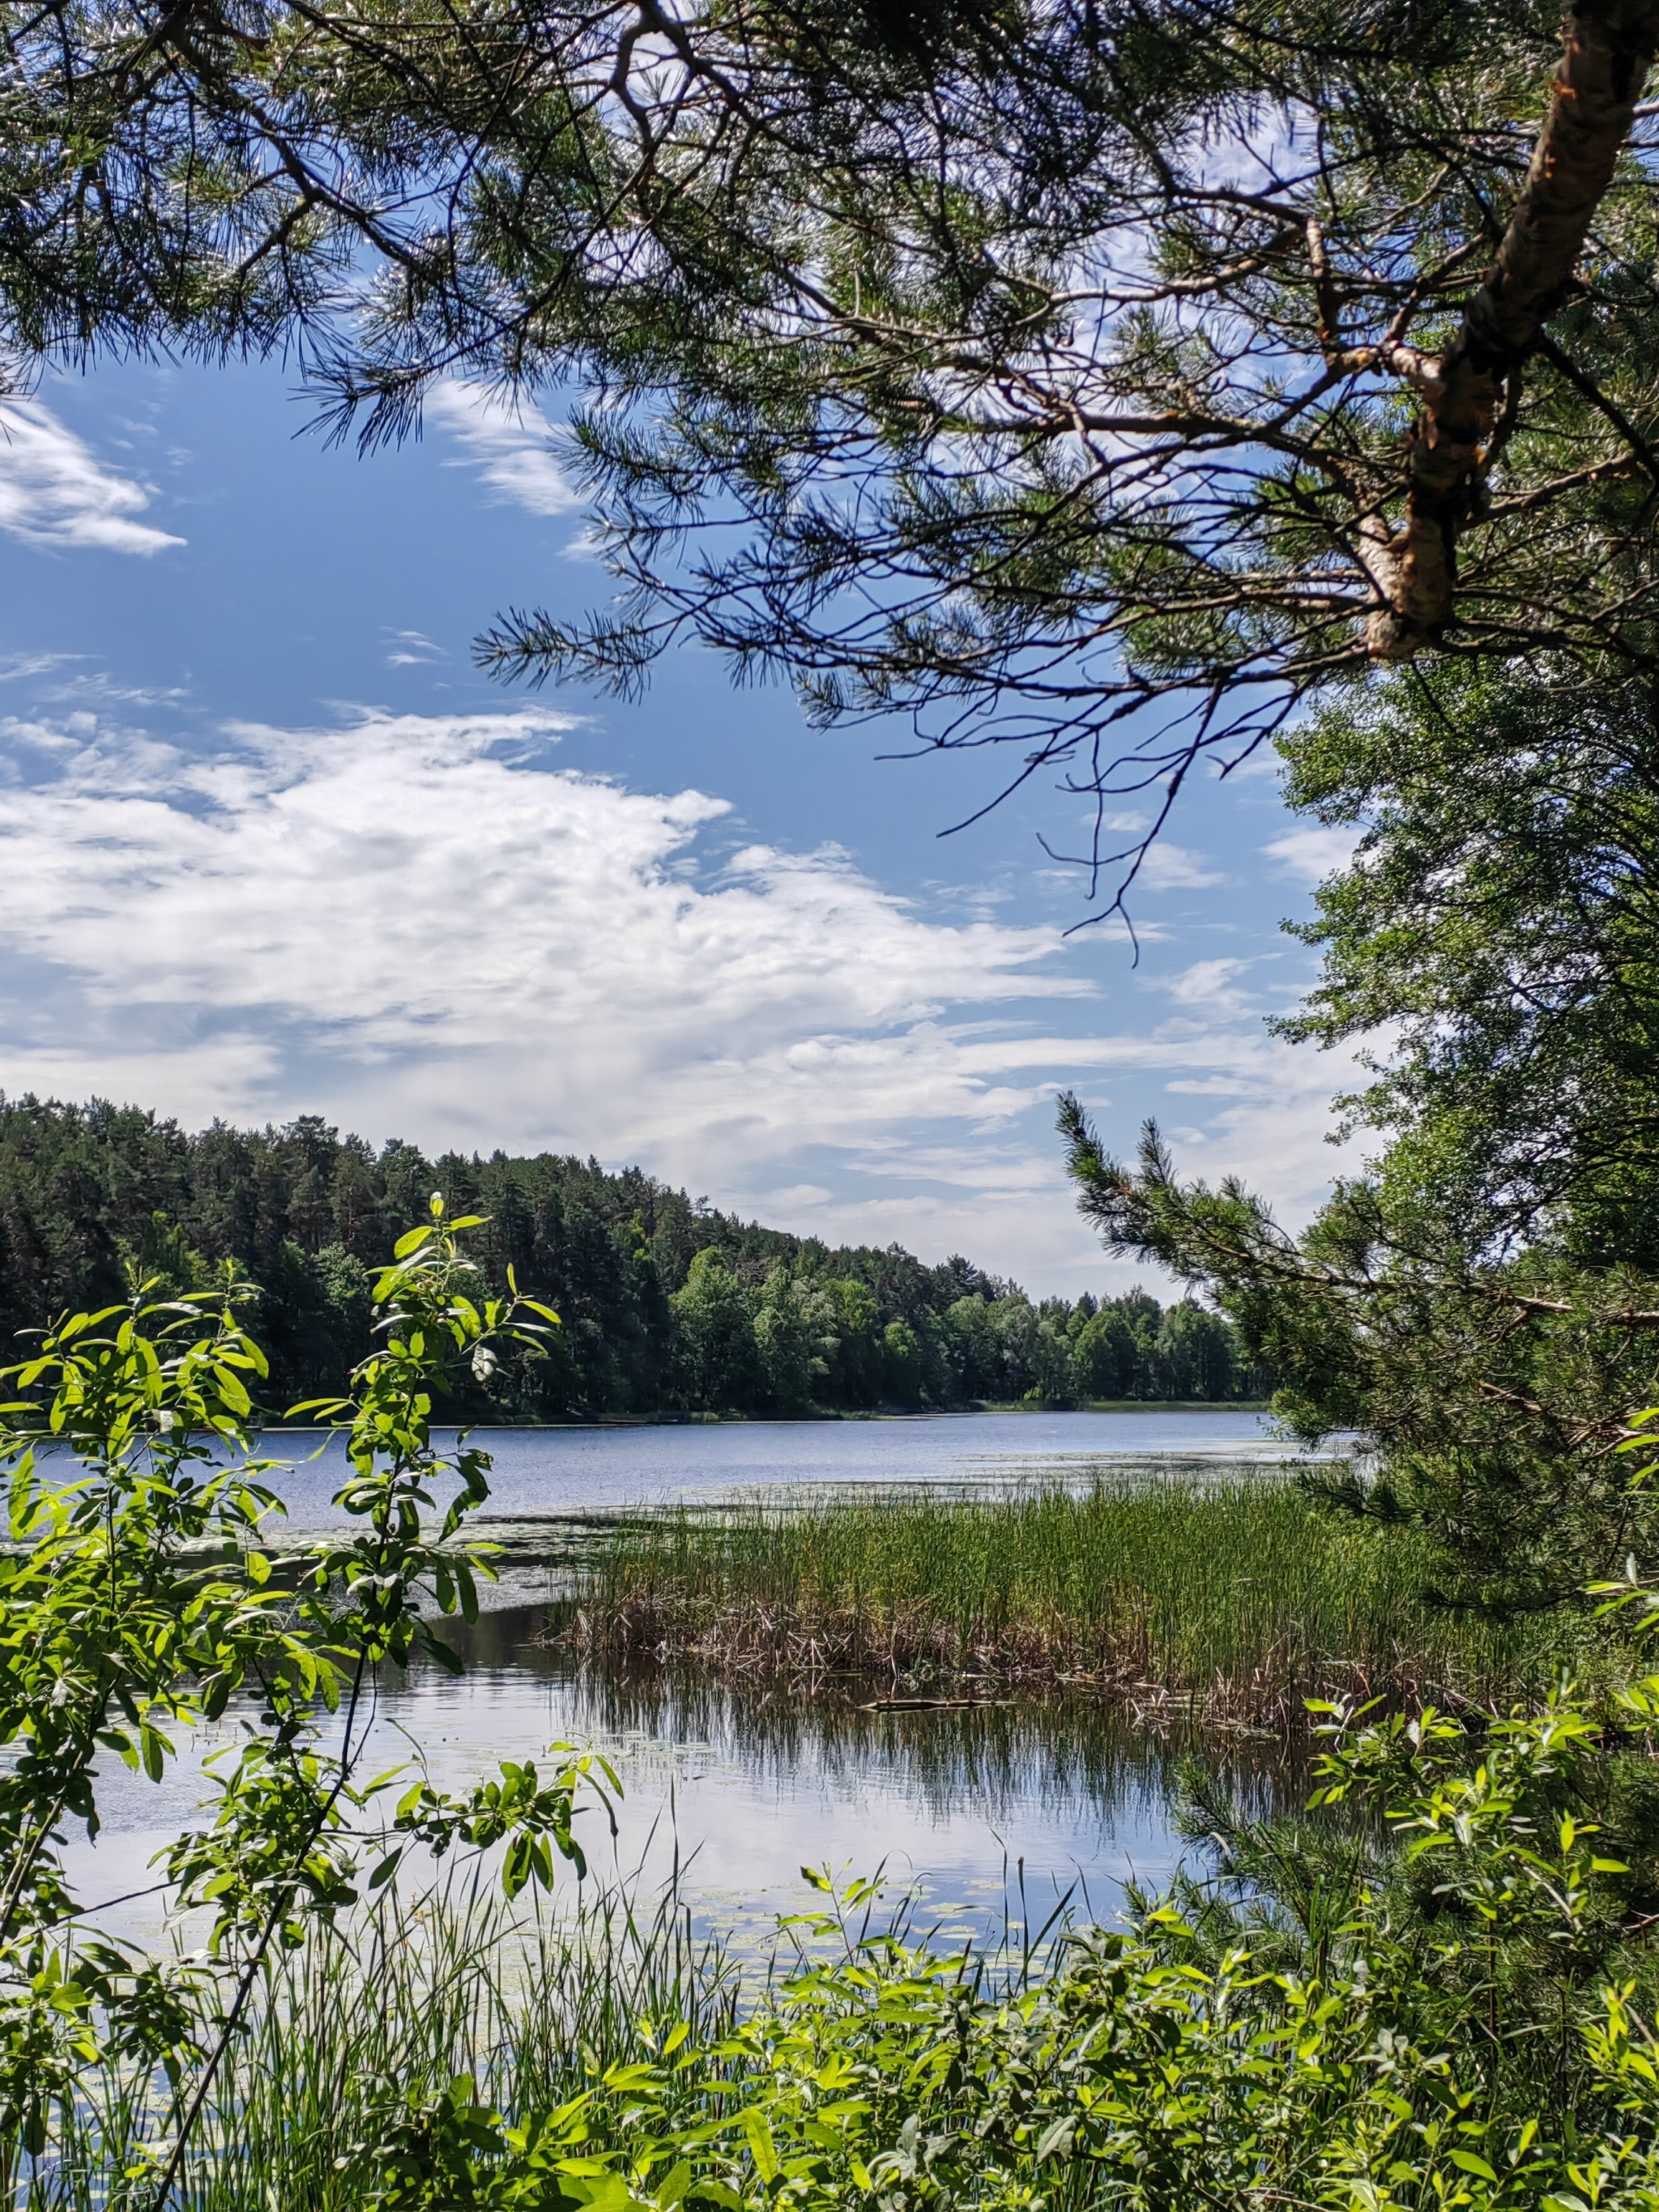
[0,1095,1265,1417]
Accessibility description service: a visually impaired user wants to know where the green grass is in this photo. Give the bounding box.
[565,1477,1558,1717]
[40,1873,742,2211]
[36,1869,1061,2210]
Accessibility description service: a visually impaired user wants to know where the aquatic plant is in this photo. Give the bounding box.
[564,1479,1555,1720]
[37,1872,738,2211]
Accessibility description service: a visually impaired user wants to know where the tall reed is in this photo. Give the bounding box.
[36,1873,740,2212]
[564,1478,1555,1716]
[34,1867,1077,2210]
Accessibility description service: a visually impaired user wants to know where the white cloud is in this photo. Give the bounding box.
[424,383,579,517]
[385,629,447,668]
[1264,824,1363,885]
[0,653,79,683]
[0,399,185,554]
[0,704,1079,1153]
[987,1025,1369,1219]
[0,705,1368,1290]
[705,1010,1370,1291]
[1160,957,1257,1013]
[1135,842,1226,891]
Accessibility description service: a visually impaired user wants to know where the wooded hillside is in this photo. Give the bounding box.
[0,1096,1265,1417]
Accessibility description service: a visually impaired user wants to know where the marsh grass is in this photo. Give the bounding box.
[34,1873,741,2212]
[561,1478,1560,1720]
[33,1867,1073,2211]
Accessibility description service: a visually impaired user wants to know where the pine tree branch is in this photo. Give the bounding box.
[1369,0,1659,657]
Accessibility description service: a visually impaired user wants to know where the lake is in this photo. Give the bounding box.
[250,1404,1308,1601]
[66,1410,1316,1953]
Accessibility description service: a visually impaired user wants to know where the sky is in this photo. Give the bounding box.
[0,359,1367,1297]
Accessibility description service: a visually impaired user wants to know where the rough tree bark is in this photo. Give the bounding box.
[1367,0,1659,658]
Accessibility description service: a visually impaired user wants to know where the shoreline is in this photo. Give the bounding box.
[252,1399,1275,1433]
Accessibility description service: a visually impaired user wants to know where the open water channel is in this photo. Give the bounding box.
[69,1410,1318,1953]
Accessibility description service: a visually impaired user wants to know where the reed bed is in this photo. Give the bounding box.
[36,1873,742,2212]
[559,1477,1556,1721]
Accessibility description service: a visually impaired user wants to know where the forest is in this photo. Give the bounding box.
[0,1094,1265,1417]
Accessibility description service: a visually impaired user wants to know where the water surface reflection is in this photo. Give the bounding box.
[66,1599,1309,1955]
[406,1604,1312,1947]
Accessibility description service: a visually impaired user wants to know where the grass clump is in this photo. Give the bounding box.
[564,1477,1555,1719]
[40,1874,740,2210]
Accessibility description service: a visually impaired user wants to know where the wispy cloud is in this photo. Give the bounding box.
[0,399,185,554]
[1264,824,1363,885]
[0,653,79,684]
[1137,842,1226,890]
[384,629,448,668]
[1159,956,1259,1014]
[424,383,579,517]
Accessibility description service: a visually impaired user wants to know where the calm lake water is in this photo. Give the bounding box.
[67,1412,1315,1951]
[253,1405,1305,1602]
[257,1405,1288,1519]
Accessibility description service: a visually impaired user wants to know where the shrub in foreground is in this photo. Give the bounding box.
[52,1683,1659,2212]
[335,1693,1659,2211]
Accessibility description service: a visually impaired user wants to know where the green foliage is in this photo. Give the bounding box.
[0,1095,1263,1416]
[53,1686,1659,2212]
[1277,663,1659,1267]
[0,1204,616,2201]
[1055,663,1659,1615]
[8,1315,1659,2209]
[1070,1294,1241,1403]
[672,1251,766,1411]
[16,0,1659,880]
[1057,1092,1659,1616]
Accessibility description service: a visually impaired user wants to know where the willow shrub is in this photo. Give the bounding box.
[0,1204,612,2206]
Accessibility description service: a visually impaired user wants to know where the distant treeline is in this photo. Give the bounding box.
[0,1097,1271,1417]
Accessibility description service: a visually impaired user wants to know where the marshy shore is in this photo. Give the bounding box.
[552,1475,1556,1725]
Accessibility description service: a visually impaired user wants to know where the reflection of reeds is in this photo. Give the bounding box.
[557,1479,1552,1724]
[552,1654,1313,1832]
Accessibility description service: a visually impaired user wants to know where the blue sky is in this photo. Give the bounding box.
[0,358,1364,1295]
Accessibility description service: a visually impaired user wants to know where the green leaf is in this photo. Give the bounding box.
[656,2159,693,2209]
[1449,2151,1499,2182]
[1036,2117,1075,2163]
[740,2109,780,2185]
